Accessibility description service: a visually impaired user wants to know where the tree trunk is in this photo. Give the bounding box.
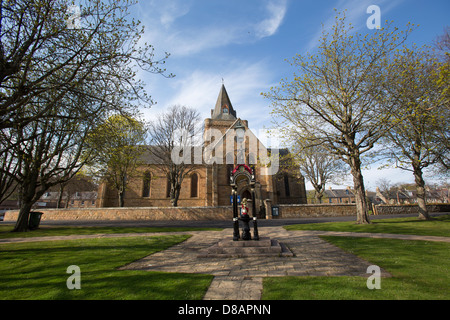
[57,184,64,209]
[413,164,431,220]
[118,190,125,207]
[13,178,39,232]
[171,184,181,207]
[118,176,126,207]
[349,155,371,224]
[314,189,324,204]
[13,202,33,232]
[65,193,71,208]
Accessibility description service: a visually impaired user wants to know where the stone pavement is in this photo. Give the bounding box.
[120,227,394,300]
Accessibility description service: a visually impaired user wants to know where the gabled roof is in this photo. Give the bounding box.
[211,84,237,120]
[325,188,355,198]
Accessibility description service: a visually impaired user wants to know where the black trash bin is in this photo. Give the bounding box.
[29,212,44,230]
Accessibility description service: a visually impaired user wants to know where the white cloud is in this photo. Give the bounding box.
[141,61,275,133]
[255,0,288,38]
[164,25,242,56]
[166,62,271,117]
[137,0,290,57]
[146,0,191,28]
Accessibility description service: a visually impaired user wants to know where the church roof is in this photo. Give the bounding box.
[211,84,237,120]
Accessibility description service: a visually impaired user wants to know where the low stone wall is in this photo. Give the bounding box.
[373,204,450,215]
[276,204,356,218]
[3,203,363,222]
[3,206,233,222]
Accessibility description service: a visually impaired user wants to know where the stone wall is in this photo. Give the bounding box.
[373,204,450,215]
[3,206,233,222]
[3,203,374,222]
[275,204,356,218]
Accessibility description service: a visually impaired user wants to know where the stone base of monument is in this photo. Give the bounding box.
[197,237,293,258]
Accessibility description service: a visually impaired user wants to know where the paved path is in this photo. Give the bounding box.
[2,227,449,300]
[121,227,395,300]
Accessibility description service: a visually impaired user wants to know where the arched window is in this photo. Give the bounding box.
[166,177,171,198]
[142,171,151,197]
[190,173,198,198]
[284,175,291,197]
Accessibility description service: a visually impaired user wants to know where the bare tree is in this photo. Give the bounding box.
[376,178,393,194]
[7,94,92,231]
[375,178,392,204]
[0,0,170,137]
[0,149,20,205]
[0,0,171,231]
[292,144,347,203]
[264,11,413,223]
[147,106,202,207]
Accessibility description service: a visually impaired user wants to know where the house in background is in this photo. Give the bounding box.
[324,187,356,204]
[375,186,449,204]
[38,191,98,208]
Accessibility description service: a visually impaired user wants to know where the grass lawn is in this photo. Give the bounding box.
[0,235,213,300]
[263,237,450,300]
[264,215,450,299]
[284,214,450,237]
[0,225,222,239]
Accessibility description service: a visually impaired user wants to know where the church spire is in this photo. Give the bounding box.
[211,84,237,120]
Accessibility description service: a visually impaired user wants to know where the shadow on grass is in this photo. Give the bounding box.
[0,235,213,300]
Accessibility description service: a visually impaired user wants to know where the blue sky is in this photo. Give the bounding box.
[132,0,449,190]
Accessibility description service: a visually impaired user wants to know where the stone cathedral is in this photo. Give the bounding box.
[97,85,307,215]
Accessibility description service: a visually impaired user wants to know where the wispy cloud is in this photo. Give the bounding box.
[162,25,243,56]
[166,62,271,115]
[137,0,290,57]
[142,61,275,133]
[144,0,191,28]
[255,0,288,38]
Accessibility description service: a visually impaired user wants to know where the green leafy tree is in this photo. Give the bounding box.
[264,11,413,224]
[382,46,449,220]
[433,27,450,173]
[85,114,147,207]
